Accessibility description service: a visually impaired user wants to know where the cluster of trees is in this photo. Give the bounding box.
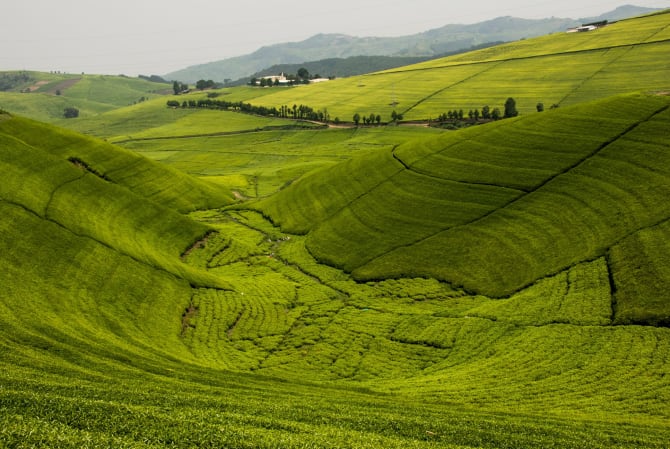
[0,72,33,91]
[63,107,79,118]
[196,79,218,90]
[353,113,382,126]
[166,98,331,123]
[435,98,519,125]
[172,81,189,95]
[173,79,224,94]
[351,110,405,126]
[277,104,330,121]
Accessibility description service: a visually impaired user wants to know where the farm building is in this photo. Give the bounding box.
[567,20,608,33]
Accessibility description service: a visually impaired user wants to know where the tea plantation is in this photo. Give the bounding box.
[1,9,670,449]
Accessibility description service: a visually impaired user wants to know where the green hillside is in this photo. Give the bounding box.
[2,9,670,449]
[0,113,233,287]
[258,93,670,311]
[3,91,670,446]
[233,11,670,122]
[0,71,170,122]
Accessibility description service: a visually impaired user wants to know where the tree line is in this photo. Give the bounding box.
[433,98,519,126]
[166,96,524,127]
[166,98,332,122]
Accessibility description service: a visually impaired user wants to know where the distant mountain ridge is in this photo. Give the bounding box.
[165,5,659,83]
[226,42,505,86]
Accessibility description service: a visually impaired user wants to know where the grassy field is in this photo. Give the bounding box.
[2,10,670,449]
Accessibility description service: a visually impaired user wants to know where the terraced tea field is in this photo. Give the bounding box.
[1,10,670,449]
[257,93,670,306]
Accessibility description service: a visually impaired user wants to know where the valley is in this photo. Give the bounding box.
[1,9,670,448]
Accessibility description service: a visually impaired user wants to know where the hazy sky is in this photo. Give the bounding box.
[1,0,668,76]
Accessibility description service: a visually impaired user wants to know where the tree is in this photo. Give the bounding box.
[196,79,215,90]
[491,107,501,120]
[481,105,490,119]
[63,107,79,118]
[297,67,309,80]
[536,102,545,112]
[173,81,188,95]
[504,97,518,118]
[353,113,361,126]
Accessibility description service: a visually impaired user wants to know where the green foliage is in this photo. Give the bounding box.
[4,196,670,447]
[256,93,670,306]
[610,219,670,326]
[63,106,79,118]
[354,94,670,298]
[3,13,670,448]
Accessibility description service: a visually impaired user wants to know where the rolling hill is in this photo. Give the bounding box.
[0,71,170,122]
[256,92,670,314]
[2,94,670,446]
[1,7,670,449]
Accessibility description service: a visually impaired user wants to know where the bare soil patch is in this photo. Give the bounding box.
[46,78,81,95]
[25,81,49,92]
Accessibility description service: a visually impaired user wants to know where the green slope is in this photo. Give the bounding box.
[2,107,670,446]
[0,114,233,212]
[0,71,170,122]
[230,11,670,122]
[258,93,670,314]
[2,12,670,448]
[0,112,233,288]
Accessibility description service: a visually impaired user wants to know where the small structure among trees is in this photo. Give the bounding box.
[172,81,189,95]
